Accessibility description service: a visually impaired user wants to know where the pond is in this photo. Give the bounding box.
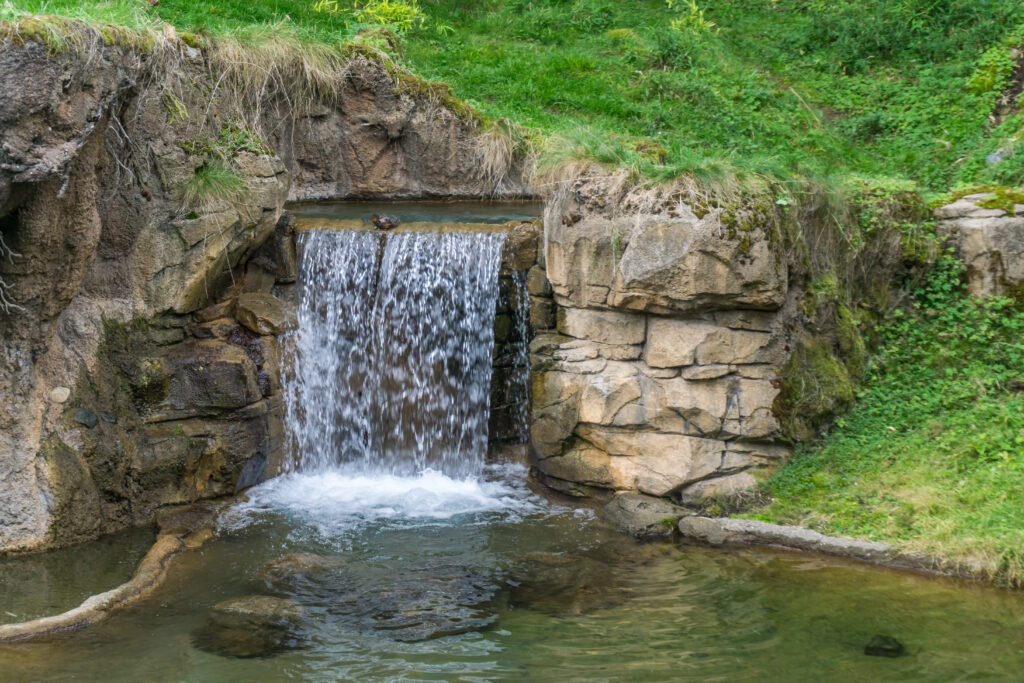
[1,467,1023,681]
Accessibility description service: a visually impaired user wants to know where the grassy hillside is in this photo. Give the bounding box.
[744,255,1024,585]
[4,0,1024,192]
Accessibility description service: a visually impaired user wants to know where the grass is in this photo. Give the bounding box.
[401,0,1024,193]
[745,255,1024,585]
[181,161,249,209]
[3,0,1023,193]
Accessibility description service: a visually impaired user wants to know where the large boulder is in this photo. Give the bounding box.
[139,340,262,422]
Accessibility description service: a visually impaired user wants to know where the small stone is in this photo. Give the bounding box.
[196,299,236,323]
[864,635,905,658]
[526,265,552,297]
[49,387,71,403]
[235,292,297,336]
[71,408,98,429]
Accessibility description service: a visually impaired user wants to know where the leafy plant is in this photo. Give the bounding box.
[666,0,715,37]
[351,0,426,35]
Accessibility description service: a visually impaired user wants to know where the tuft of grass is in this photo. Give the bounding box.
[747,254,1024,586]
[181,161,247,209]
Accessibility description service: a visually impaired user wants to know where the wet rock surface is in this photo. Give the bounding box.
[601,491,692,537]
[0,39,527,553]
[192,595,306,658]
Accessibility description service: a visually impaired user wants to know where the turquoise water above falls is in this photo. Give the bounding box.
[2,466,1024,682]
[288,200,543,225]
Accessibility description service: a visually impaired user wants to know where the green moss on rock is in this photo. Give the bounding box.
[835,304,867,379]
[774,336,855,442]
[977,187,1024,215]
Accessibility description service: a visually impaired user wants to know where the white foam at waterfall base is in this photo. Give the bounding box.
[227,464,546,536]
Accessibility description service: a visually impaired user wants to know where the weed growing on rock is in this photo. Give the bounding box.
[182,162,247,209]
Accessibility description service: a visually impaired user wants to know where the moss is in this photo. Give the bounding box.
[947,184,1024,215]
[179,32,201,48]
[977,186,1024,214]
[39,435,100,544]
[633,140,668,164]
[391,71,483,124]
[774,336,855,442]
[1005,282,1024,309]
[899,226,940,266]
[718,195,776,257]
[162,91,189,125]
[835,304,867,379]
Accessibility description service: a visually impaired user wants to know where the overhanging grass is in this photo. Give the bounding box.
[745,256,1024,585]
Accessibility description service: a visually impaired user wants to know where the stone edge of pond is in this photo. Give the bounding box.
[0,507,219,643]
[676,516,991,583]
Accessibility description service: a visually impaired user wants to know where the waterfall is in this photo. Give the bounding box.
[282,228,505,478]
[508,270,532,440]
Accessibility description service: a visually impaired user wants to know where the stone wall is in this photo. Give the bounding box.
[530,176,793,503]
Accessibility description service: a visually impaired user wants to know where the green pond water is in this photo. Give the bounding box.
[1,465,1023,682]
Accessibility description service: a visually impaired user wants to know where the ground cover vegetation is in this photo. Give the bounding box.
[747,256,1024,585]
[3,0,1024,577]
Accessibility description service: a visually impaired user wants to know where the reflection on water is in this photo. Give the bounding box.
[0,527,154,623]
[1,465,1023,682]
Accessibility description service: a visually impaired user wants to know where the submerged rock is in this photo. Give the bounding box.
[506,551,628,616]
[258,553,349,592]
[864,634,905,658]
[192,595,306,658]
[601,491,691,538]
[259,556,498,642]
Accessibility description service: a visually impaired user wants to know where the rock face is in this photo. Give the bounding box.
[0,37,527,553]
[531,176,791,503]
[544,184,786,314]
[936,191,1024,297]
